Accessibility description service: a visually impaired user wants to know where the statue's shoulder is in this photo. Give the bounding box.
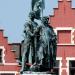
[48,25,57,37]
[48,25,53,30]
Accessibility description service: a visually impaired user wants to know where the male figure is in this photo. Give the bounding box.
[33,1,41,19]
[32,0,45,19]
[20,11,40,74]
[37,17,57,72]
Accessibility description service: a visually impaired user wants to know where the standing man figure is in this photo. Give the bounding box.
[37,17,57,72]
[20,11,40,74]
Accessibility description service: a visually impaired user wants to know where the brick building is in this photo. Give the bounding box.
[49,0,75,75]
[0,30,20,75]
[0,0,75,75]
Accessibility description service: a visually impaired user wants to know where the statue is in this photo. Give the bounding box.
[27,17,57,73]
[33,1,41,19]
[32,0,45,19]
[20,11,40,74]
[36,17,57,72]
[20,0,57,74]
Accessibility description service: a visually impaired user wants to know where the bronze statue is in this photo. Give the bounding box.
[28,17,57,73]
[36,17,57,72]
[33,1,41,19]
[20,0,57,74]
[20,11,40,74]
[32,0,45,19]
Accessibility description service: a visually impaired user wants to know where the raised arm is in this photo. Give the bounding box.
[24,23,34,37]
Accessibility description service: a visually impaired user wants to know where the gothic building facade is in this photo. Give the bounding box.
[0,0,75,75]
[49,0,75,75]
[0,30,20,75]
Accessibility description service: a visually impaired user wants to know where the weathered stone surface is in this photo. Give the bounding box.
[22,74,54,75]
[20,71,56,75]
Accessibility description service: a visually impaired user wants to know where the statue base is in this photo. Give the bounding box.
[20,71,56,75]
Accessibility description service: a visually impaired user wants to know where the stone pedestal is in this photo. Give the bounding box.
[22,74,56,75]
[20,71,56,75]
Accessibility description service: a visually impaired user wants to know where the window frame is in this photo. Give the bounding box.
[69,60,75,75]
[57,30,71,44]
[0,49,3,63]
[0,46,5,64]
[54,27,75,45]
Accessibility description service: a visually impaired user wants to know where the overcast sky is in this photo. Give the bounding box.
[0,0,75,43]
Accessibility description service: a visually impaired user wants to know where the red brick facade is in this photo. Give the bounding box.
[0,0,75,75]
[49,0,75,75]
[0,30,20,75]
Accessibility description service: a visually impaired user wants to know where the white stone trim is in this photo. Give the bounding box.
[11,49,16,52]
[71,29,75,44]
[0,46,19,66]
[54,27,73,31]
[56,57,70,75]
[66,57,75,60]
[0,71,18,75]
[0,46,5,64]
[4,63,18,65]
[67,60,69,75]
[57,44,75,45]
[66,57,75,75]
[54,27,75,45]
[56,57,62,60]
[56,57,62,75]
[62,68,67,70]
[59,60,62,75]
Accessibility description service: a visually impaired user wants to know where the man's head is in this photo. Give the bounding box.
[41,16,49,25]
[35,1,41,7]
[29,11,35,20]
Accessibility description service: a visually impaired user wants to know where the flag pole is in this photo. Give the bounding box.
[41,0,45,18]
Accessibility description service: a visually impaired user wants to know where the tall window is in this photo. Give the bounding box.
[69,60,75,75]
[0,49,2,63]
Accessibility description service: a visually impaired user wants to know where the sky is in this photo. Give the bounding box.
[0,0,75,43]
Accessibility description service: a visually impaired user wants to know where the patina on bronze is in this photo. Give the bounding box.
[20,0,57,74]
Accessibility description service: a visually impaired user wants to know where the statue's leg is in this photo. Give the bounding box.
[20,46,28,73]
[52,46,57,67]
[37,45,44,65]
[52,40,57,67]
[50,46,56,73]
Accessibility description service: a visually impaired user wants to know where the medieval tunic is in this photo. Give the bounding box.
[21,20,39,71]
[38,24,57,69]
